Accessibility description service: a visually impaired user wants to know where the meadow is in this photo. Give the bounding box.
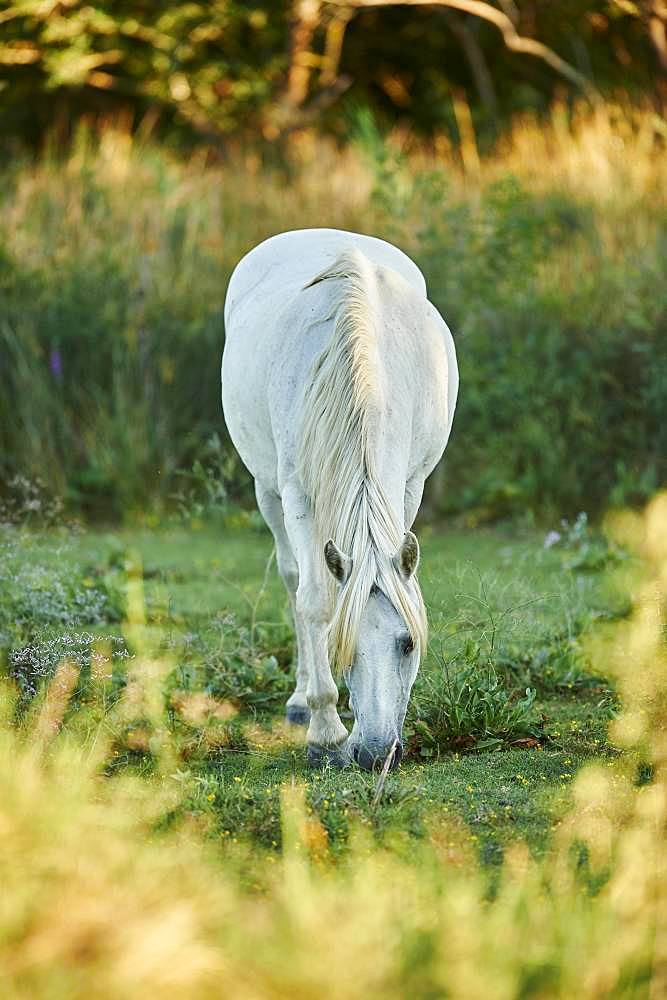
[0,495,665,996]
[2,508,625,853]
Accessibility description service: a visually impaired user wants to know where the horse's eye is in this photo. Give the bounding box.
[399,635,414,656]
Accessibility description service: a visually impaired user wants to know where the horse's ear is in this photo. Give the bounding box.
[394,531,419,579]
[324,540,352,584]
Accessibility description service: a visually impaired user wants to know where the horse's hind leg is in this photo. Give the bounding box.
[254,482,310,725]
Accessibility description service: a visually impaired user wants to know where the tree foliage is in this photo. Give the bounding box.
[0,1,662,148]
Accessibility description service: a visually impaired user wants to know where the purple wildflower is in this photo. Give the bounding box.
[49,347,63,380]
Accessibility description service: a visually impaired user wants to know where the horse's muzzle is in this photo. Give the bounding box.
[352,739,403,772]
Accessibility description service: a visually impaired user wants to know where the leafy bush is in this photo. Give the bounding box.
[161,603,294,716]
[170,433,236,524]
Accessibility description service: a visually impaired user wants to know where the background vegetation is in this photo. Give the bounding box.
[1,105,665,520]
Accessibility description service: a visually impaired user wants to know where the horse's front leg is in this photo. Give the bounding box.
[282,481,349,766]
[300,597,349,767]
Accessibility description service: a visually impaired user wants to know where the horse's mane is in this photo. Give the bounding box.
[298,247,427,672]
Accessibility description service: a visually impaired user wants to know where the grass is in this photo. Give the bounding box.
[1,513,626,860]
[0,496,665,997]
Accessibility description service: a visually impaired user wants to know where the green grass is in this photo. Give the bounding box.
[1,516,628,866]
[4,506,664,998]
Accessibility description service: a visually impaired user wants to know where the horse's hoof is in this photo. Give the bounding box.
[307,744,350,769]
[285,705,311,726]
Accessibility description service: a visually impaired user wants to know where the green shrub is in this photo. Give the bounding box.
[0,142,233,517]
[202,624,293,711]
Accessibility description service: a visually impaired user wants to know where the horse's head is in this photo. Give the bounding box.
[324,533,422,771]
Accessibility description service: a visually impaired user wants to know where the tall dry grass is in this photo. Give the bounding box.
[476,101,667,204]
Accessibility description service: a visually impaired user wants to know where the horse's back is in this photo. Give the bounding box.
[224,228,426,334]
[221,228,456,494]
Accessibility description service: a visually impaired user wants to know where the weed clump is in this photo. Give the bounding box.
[407,643,542,757]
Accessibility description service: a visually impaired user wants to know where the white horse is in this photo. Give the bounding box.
[222,229,458,770]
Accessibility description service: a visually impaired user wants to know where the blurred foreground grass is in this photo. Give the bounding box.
[0,497,665,996]
[1,102,665,519]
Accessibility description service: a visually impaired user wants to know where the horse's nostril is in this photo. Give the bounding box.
[390,742,403,769]
[352,745,359,763]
